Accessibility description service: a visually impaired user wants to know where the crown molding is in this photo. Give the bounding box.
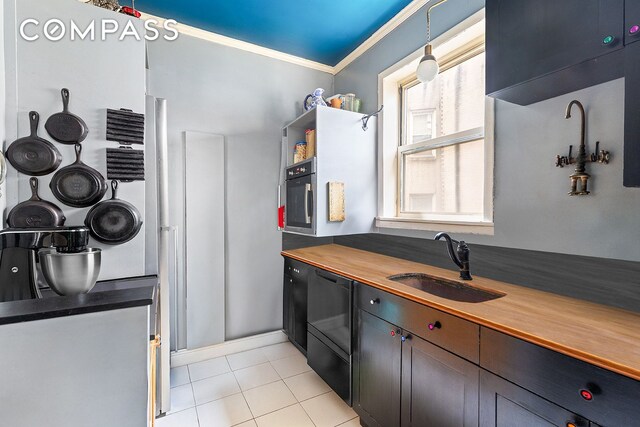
[139,12,334,73]
[333,0,429,74]
[80,0,429,76]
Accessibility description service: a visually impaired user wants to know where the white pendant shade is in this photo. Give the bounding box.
[417,56,439,83]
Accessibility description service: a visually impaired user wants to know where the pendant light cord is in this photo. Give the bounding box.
[427,0,449,44]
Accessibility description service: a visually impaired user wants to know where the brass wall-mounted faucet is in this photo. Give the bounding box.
[555,100,610,195]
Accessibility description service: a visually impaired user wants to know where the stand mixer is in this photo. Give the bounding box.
[0,226,101,302]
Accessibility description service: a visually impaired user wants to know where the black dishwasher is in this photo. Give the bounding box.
[283,258,309,354]
[307,268,353,404]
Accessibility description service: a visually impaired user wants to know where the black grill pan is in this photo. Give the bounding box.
[106,147,145,181]
[106,108,144,145]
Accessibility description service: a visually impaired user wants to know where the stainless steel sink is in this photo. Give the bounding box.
[387,273,505,303]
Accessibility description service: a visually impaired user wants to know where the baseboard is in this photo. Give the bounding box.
[170,330,289,367]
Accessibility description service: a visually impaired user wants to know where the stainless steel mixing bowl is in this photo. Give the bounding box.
[39,248,102,296]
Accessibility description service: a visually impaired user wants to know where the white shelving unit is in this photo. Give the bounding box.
[281,106,377,237]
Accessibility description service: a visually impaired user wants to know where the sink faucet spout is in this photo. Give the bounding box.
[435,232,472,280]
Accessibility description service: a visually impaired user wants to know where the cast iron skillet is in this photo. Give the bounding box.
[5,111,62,176]
[7,177,66,227]
[84,180,142,245]
[45,88,89,144]
[49,143,107,208]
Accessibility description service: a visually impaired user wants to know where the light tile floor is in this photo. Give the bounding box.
[157,341,359,427]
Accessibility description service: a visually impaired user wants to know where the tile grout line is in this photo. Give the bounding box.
[188,381,200,427]
[180,344,320,425]
[278,363,320,427]
[252,402,301,424]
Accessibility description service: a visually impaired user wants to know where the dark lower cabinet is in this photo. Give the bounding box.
[353,309,401,427]
[353,306,478,427]
[480,370,592,427]
[283,274,294,340]
[283,258,308,353]
[401,334,478,427]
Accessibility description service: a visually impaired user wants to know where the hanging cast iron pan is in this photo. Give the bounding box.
[84,180,142,245]
[7,177,66,228]
[45,88,89,144]
[50,144,108,208]
[5,111,62,176]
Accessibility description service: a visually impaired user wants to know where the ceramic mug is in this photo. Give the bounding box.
[330,98,342,109]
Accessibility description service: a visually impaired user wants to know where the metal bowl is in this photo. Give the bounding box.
[39,248,102,296]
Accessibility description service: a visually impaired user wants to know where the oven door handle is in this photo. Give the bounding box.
[304,183,313,224]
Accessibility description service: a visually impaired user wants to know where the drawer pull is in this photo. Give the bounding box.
[370,298,380,305]
[602,35,616,46]
[428,321,441,331]
[579,389,593,401]
[578,383,600,402]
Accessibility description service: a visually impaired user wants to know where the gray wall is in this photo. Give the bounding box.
[334,0,484,114]
[334,0,640,264]
[146,35,333,342]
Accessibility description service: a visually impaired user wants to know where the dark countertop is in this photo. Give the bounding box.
[0,275,157,328]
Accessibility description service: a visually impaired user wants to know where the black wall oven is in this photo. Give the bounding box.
[284,158,316,235]
[307,268,353,404]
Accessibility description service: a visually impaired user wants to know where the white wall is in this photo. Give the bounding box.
[3,0,147,279]
[0,307,149,427]
[146,34,333,342]
[0,0,6,217]
[335,0,640,263]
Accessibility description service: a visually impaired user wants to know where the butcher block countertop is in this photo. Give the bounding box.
[282,244,640,381]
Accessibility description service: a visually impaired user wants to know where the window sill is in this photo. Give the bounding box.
[375,217,495,235]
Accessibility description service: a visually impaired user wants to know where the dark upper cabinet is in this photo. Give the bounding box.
[353,309,402,427]
[486,0,625,105]
[480,370,591,427]
[626,1,640,45]
[625,41,640,186]
[401,334,479,427]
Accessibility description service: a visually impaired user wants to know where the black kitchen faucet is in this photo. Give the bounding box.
[435,232,472,280]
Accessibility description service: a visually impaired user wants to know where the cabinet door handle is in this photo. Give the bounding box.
[370,298,380,305]
[428,321,442,331]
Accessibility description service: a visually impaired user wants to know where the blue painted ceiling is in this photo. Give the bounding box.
[135,0,414,65]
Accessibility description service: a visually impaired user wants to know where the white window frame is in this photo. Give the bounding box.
[376,10,494,235]
[404,107,437,144]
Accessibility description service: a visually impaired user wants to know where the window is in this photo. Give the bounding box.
[378,12,493,234]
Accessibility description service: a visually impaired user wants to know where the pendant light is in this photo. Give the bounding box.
[416,0,449,83]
